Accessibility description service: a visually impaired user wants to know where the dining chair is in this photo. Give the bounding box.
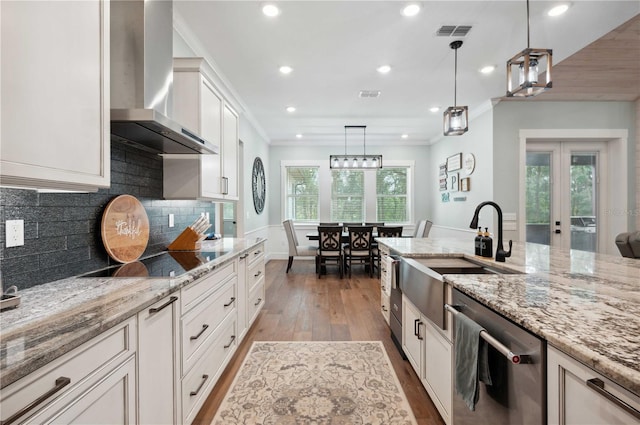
[343,226,374,278]
[319,222,339,226]
[342,222,363,232]
[413,219,433,238]
[283,219,318,273]
[372,226,403,276]
[317,226,343,278]
[365,222,384,233]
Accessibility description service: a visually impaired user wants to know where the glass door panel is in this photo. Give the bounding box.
[569,154,597,252]
[525,152,552,245]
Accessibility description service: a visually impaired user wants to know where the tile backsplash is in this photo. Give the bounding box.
[0,143,216,291]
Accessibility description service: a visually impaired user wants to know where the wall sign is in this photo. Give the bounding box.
[252,157,266,214]
[463,153,476,175]
[447,153,462,171]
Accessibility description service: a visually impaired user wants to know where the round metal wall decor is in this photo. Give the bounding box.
[252,157,266,214]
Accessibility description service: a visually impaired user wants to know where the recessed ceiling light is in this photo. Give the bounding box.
[262,3,280,17]
[480,65,495,74]
[286,106,296,113]
[401,3,421,17]
[548,4,570,17]
[296,133,303,138]
[377,65,392,74]
[429,107,440,113]
[401,134,409,139]
[279,65,293,74]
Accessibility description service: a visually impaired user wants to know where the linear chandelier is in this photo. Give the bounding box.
[330,125,382,169]
[506,0,552,97]
[443,40,468,136]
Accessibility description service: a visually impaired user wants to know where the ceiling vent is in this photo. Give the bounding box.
[359,90,381,98]
[437,25,472,37]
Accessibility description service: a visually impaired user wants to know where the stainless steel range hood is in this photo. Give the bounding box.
[110,0,218,155]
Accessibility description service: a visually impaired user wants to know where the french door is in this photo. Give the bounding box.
[525,141,608,253]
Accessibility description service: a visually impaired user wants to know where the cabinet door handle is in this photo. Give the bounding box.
[414,320,423,340]
[240,254,249,259]
[189,374,209,397]
[254,271,262,278]
[189,324,209,341]
[224,335,236,349]
[254,297,262,306]
[254,250,262,255]
[149,296,178,315]
[224,297,236,307]
[2,376,71,425]
[222,177,229,195]
[382,305,388,312]
[586,378,640,420]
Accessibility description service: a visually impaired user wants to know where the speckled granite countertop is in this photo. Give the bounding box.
[377,237,640,397]
[0,237,265,389]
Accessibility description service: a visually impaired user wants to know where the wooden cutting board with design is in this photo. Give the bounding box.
[101,195,150,263]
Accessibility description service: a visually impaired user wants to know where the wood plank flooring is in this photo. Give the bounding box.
[192,259,446,425]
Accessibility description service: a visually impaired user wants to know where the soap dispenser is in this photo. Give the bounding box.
[474,227,483,256]
[482,227,493,258]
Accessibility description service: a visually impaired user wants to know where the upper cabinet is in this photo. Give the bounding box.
[165,58,239,201]
[0,0,110,191]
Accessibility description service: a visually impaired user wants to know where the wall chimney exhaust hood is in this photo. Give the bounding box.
[110,0,218,155]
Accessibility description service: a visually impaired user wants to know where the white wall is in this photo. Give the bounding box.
[428,107,495,239]
[240,118,270,239]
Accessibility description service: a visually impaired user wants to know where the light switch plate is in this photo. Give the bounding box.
[168,214,175,228]
[6,220,24,247]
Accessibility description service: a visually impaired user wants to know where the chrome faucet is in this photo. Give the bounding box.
[469,201,512,262]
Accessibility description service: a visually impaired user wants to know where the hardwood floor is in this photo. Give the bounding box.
[192,259,446,425]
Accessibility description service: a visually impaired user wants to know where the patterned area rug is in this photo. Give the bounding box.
[212,341,417,425]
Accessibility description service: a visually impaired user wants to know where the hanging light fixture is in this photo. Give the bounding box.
[506,0,552,97]
[443,40,468,136]
[329,126,382,169]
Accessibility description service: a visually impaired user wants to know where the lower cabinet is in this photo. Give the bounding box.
[0,318,137,425]
[547,345,640,425]
[402,294,452,425]
[379,246,391,324]
[138,295,180,425]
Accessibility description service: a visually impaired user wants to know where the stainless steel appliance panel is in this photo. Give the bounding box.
[452,289,546,425]
[400,258,445,329]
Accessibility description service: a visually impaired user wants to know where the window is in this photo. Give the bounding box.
[331,170,364,222]
[376,167,408,222]
[285,167,319,222]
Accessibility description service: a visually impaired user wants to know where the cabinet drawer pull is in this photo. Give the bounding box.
[254,297,263,306]
[224,335,236,349]
[2,376,71,425]
[382,305,388,312]
[254,271,262,278]
[240,254,249,259]
[254,250,262,255]
[586,378,640,420]
[190,324,209,341]
[189,374,209,397]
[149,296,178,315]
[224,297,236,307]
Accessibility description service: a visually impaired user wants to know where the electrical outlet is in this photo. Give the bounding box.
[6,220,24,248]
[205,212,210,221]
[168,214,175,228]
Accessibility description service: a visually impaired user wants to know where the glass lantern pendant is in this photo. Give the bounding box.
[443,40,468,136]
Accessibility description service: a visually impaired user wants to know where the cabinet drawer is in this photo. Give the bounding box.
[181,277,237,375]
[0,317,136,424]
[181,260,236,312]
[381,292,390,324]
[247,256,265,292]
[247,244,265,268]
[247,278,265,326]
[181,315,237,424]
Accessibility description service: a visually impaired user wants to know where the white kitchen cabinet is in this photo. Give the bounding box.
[138,295,180,425]
[246,243,266,327]
[547,345,640,425]
[166,58,239,201]
[237,252,249,341]
[0,318,136,424]
[379,245,391,324]
[0,0,110,191]
[402,294,452,425]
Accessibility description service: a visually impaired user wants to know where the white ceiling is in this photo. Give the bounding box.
[174,1,640,146]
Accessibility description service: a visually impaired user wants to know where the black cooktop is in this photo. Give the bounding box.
[82,251,226,278]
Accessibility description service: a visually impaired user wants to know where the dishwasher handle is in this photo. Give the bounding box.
[445,304,532,365]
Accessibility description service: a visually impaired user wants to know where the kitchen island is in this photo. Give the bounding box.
[0,237,265,389]
[376,237,640,399]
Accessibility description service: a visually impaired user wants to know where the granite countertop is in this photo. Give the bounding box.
[377,237,640,397]
[0,237,266,389]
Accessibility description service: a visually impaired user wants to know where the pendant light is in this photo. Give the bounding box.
[443,40,468,136]
[506,0,552,97]
[330,126,382,169]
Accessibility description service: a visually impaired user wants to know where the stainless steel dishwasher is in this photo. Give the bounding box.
[448,288,546,424]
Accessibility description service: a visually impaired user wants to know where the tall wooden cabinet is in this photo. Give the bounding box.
[0,0,110,191]
[165,58,239,202]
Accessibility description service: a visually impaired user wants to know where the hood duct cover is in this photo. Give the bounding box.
[110,0,218,155]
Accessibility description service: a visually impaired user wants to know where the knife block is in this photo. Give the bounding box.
[168,227,205,251]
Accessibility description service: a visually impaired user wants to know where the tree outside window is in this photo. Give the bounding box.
[285,167,319,222]
[331,170,364,222]
[376,168,408,222]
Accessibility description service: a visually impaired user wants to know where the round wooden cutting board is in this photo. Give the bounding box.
[101,195,150,263]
